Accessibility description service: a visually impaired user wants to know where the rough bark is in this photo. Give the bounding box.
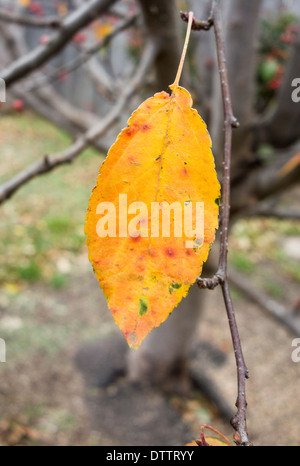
[138,0,182,92]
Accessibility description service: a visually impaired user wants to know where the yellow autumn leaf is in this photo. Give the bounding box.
[93,21,114,41]
[56,2,68,17]
[85,13,220,349]
[16,0,31,7]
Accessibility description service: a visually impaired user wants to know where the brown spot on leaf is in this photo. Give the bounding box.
[182,167,188,176]
[125,127,134,136]
[125,124,139,137]
[165,248,175,257]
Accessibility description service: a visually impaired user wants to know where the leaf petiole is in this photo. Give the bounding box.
[172,11,194,92]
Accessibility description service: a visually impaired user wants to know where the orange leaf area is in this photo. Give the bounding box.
[85,85,220,349]
[186,424,231,446]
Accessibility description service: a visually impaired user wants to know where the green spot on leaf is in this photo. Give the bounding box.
[172,282,182,289]
[169,282,182,293]
[139,297,148,316]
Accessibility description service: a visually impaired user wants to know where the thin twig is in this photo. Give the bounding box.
[0,8,62,28]
[0,41,158,205]
[182,1,250,446]
[221,280,249,445]
[212,0,249,445]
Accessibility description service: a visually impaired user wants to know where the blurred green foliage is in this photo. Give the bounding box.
[256,11,298,111]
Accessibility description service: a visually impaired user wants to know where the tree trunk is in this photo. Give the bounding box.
[189,0,215,124]
[258,28,300,148]
[138,0,182,92]
[127,284,206,388]
[210,0,262,171]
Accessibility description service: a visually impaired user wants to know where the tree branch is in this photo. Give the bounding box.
[21,12,138,93]
[231,142,300,214]
[0,8,62,29]
[182,1,251,445]
[0,40,158,205]
[229,268,300,336]
[0,0,117,88]
[180,10,213,31]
